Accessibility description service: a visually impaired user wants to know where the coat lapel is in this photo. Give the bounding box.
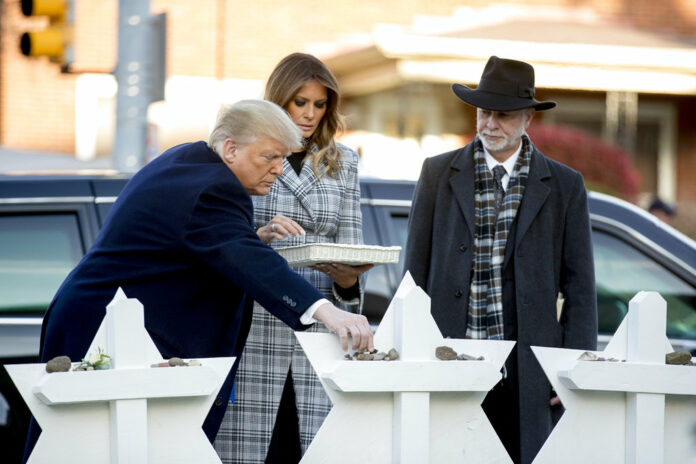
[504,150,550,268]
[276,158,319,224]
[448,146,476,240]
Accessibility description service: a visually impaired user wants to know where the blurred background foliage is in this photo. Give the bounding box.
[528,123,641,202]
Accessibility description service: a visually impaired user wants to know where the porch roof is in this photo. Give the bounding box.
[313,6,696,97]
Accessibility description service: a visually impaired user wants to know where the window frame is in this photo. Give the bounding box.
[0,199,100,354]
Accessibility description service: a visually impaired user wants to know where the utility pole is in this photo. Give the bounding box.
[112,0,166,172]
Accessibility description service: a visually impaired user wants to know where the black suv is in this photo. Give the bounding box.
[1,174,695,462]
[359,178,696,350]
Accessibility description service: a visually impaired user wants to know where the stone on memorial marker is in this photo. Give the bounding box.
[45,356,71,373]
[435,346,457,360]
[665,351,692,365]
[168,357,185,367]
[577,351,598,361]
[345,348,399,361]
[386,348,399,360]
[457,353,484,361]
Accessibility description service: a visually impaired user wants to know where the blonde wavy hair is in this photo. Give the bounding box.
[264,53,345,179]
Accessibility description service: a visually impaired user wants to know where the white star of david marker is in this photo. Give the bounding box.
[532,291,696,464]
[6,288,235,464]
[296,273,516,464]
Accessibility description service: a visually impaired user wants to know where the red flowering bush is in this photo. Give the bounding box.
[527,123,641,201]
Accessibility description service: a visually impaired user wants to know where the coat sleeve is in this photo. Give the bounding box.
[184,180,324,329]
[332,147,365,312]
[404,157,436,290]
[560,174,598,350]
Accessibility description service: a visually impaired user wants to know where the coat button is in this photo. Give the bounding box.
[454,289,463,298]
[215,395,224,407]
[459,243,467,252]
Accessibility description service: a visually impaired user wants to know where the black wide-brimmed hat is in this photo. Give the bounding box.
[452,56,556,111]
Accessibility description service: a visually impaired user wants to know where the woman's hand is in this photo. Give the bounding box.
[257,214,305,244]
[311,262,374,288]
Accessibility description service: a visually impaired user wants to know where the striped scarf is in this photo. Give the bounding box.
[466,135,532,340]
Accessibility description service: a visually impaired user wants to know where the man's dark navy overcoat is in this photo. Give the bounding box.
[25,141,323,458]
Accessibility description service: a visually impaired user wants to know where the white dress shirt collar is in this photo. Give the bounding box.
[483,141,522,191]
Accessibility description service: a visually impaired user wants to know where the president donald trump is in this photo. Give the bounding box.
[24,100,373,460]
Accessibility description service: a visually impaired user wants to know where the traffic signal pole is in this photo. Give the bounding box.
[112,0,151,172]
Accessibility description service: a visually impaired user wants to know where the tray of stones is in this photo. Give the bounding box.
[276,243,401,267]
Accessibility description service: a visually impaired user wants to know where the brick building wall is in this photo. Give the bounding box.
[1,0,467,153]
[462,0,696,38]
[1,0,695,154]
[1,1,78,153]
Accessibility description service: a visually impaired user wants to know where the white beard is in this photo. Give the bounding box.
[478,126,526,155]
[477,115,527,157]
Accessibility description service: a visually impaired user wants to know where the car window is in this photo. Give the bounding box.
[360,204,393,321]
[389,214,408,275]
[593,229,696,340]
[0,214,84,316]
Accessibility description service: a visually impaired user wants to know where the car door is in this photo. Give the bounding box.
[592,222,696,352]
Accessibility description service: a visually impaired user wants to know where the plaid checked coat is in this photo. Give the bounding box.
[214,144,363,463]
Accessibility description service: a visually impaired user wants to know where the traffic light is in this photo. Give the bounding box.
[19,0,74,70]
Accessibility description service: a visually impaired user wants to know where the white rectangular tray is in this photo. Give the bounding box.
[276,243,401,267]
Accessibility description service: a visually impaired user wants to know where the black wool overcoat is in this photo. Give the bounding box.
[404,140,598,463]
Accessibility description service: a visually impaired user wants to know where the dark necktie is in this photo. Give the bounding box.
[492,165,506,213]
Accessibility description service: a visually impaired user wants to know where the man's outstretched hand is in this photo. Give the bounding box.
[312,303,374,352]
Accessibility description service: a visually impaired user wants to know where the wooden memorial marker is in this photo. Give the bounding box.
[296,273,516,464]
[7,288,235,464]
[532,291,696,464]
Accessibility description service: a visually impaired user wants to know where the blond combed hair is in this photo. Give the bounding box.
[264,53,345,179]
[208,99,302,155]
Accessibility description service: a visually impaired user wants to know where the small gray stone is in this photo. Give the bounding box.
[578,351,598,361]
[666,351,692,365]
[168,357,185,367]
[188,359,201,367]
[373,352,386,361]
[457,353,484,361]
[436,346,457,360]
[46,356,71,373]
[387,348,399,361]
